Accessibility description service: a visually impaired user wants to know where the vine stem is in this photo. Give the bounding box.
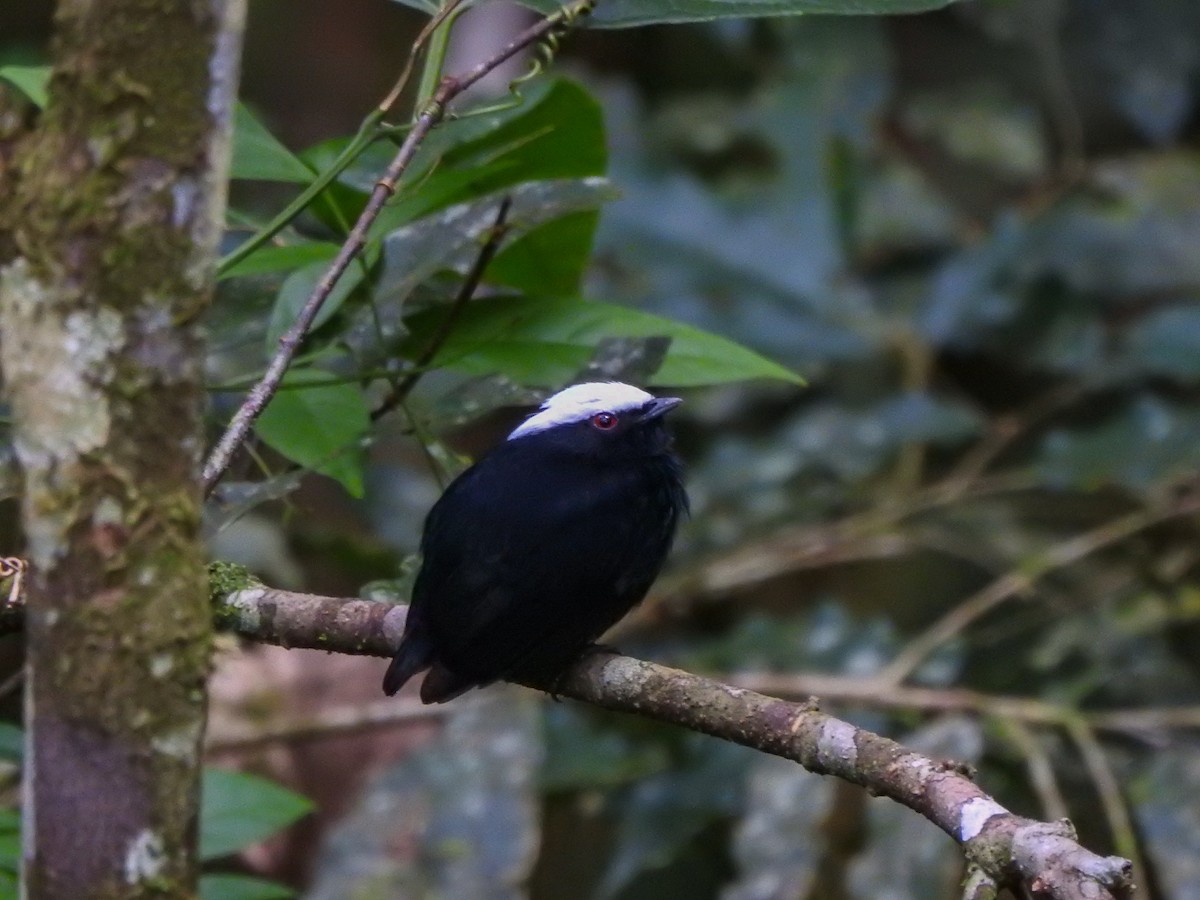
[201,1,594,494]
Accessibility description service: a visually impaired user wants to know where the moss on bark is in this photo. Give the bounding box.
[0,0,245,895]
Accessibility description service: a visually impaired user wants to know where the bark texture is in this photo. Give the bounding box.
[0,0,245,895]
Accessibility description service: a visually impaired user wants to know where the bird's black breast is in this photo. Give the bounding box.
[407,435,685,687]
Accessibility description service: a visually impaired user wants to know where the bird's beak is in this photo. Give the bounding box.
[640,397,683,421]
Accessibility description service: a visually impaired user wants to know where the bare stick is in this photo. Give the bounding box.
[201,1,592,493]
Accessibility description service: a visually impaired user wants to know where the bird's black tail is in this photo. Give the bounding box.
[382,632,434,696]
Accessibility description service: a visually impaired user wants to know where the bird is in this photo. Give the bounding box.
[382,382,688,704]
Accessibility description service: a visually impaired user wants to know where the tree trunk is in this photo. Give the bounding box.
[0,0,245,895]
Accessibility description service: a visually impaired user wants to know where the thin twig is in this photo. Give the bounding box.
[999,717,1070,822]
[876,493,1200,687]
[201,1,593,494]
[1089,706,1200,733]
[371,194,512,422]
[727,671,1200,737]
[937,385,1082,502]
[380,0,467,112]
[652,472,1036,609]
[1064,719,1149,900]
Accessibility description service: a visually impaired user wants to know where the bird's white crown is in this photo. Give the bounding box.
[508,382,655,440]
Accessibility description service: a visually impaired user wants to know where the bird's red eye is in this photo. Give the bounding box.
[591,412,619,430]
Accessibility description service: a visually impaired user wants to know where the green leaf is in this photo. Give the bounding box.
[0,807,17,879]
[317,79,607,232]
[1036,397,1200,490]
[254,370,370,497]
[346,180,617,368]
[401,296,803,387]
[600,736,750,897]
[488,211,599,295]
[541,705,669,791]
[199,875,294,900]
[0,64,50,108]
[0,723,21,765]
[439,78,606,182]
[366,159,519,236]
[265,257,367,350]
[219,241,339,281]
[232,104,315,183]
[1126,305,1200,381]
[1132,746,1200,900]
[200,768,313,861]
[519,0,959,28]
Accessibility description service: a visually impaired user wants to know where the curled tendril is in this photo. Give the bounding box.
[507,0,596,101]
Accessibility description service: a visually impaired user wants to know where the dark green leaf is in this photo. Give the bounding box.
[518,0,959,28]
[1036,397,1200,490]
[219,241,339,281]
[401,296,802,387]
[872,392,983,445]
[1132,746,1200,898]
[199,875,293,900]
[306,79,606,235]
[0,723,21,765]
[366,159,519,235]
[1126,305,1200,381]
[438,78,606,182]
[265,257,368,350]
[232,104,315,183]
[0,807,17,879]
[200,768,313,861]
[199,875,294,900]
[1021,154,1200,295]
[255,370,370,497]
[0,64,49,108]
[541,705,669,792]
[600,736,751,897]
[347,180,617,365]
[487,211,599,295]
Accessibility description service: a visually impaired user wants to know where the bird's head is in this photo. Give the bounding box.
[507,382,682,459]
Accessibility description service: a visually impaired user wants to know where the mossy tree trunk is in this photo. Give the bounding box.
[0,0,245,895]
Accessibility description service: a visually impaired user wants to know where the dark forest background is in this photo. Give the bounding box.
[4,0,1200,897]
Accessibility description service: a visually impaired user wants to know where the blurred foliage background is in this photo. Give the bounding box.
[5,0,1200,897]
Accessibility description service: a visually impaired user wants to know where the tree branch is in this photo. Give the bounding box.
[204,581,1134,900]
[0,574,1138,896]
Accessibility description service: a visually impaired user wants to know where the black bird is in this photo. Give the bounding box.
[383,382,687,703]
